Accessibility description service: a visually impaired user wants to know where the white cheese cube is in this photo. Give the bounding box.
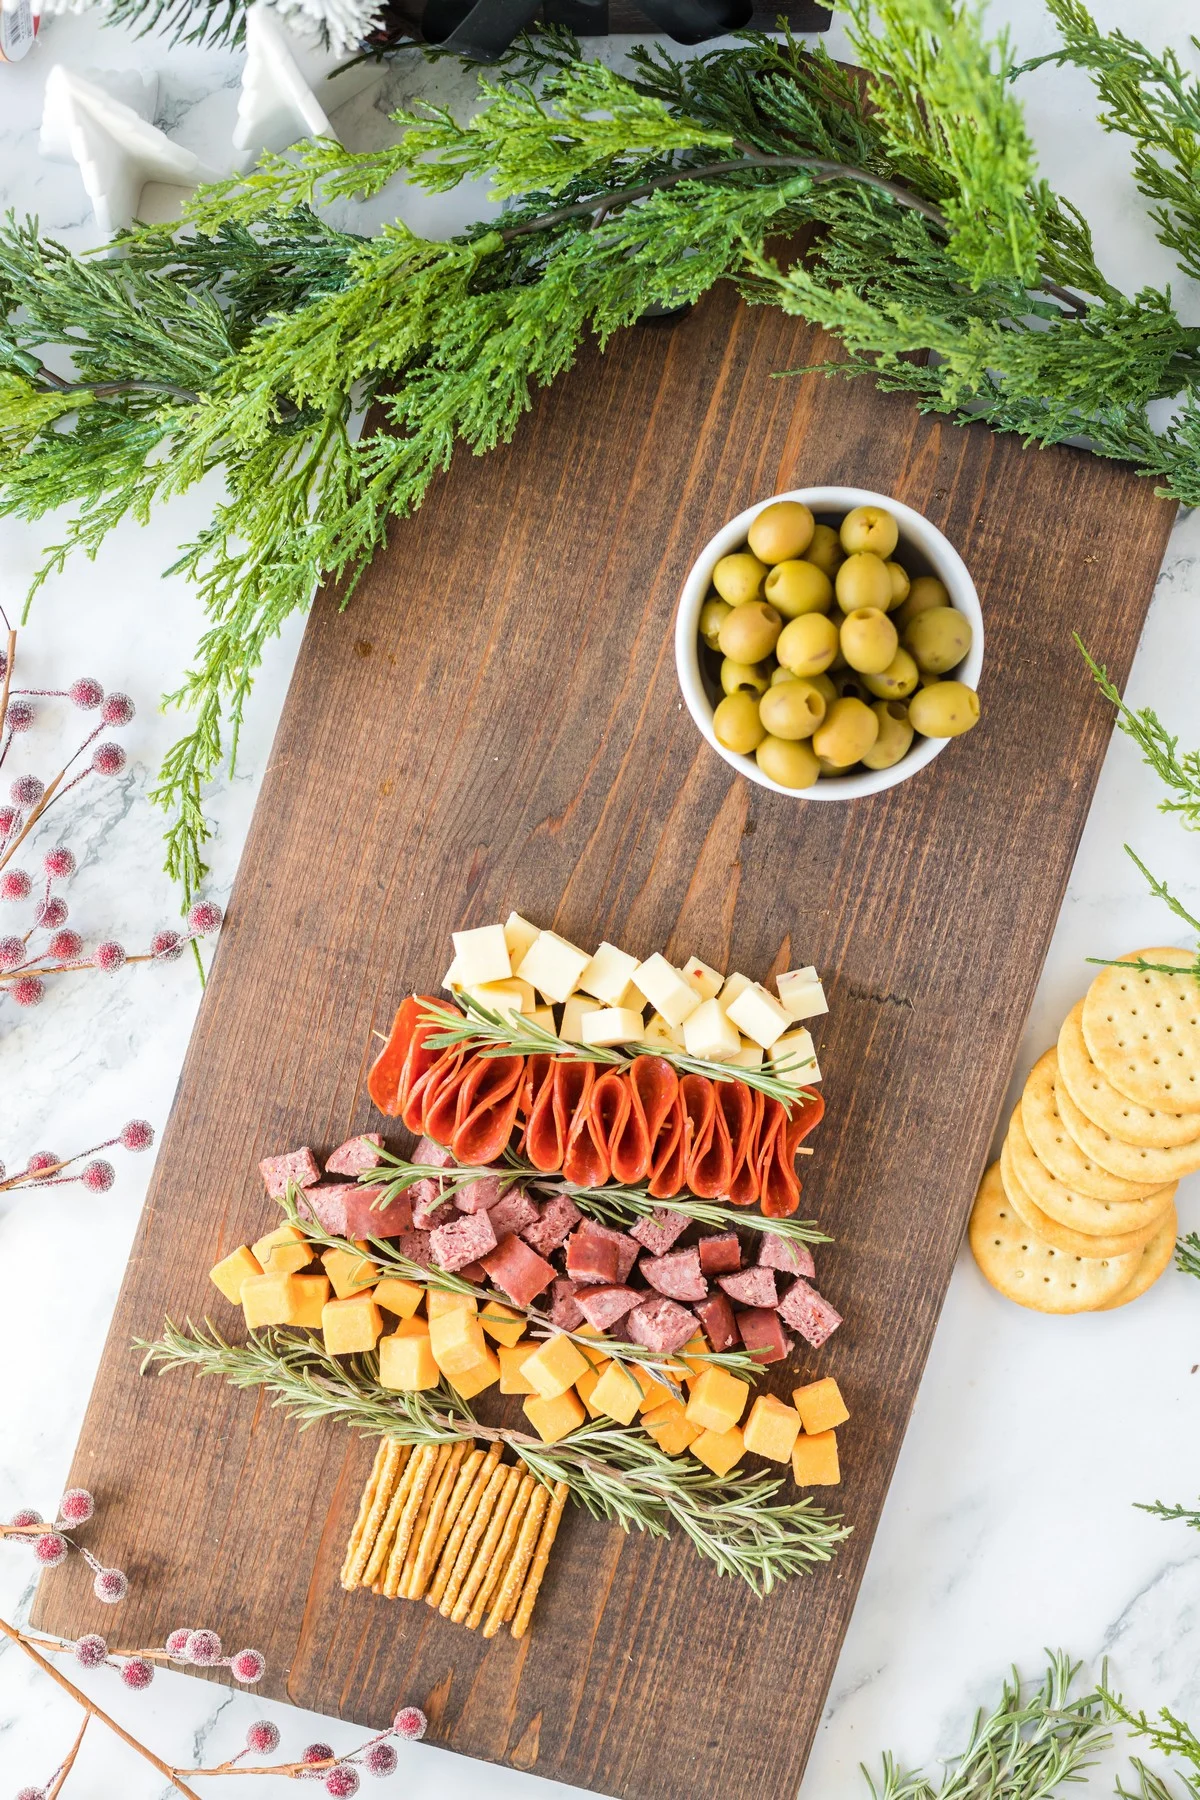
[726,982,791,1049]
[717,971,753,1015]
[530,1004,558,1036]
[559,995,597,1044]
[579,940,641,1006]
[503,911,540,966]
[642,1011,684,1051]
[682,997,740,1062]
[681,956,723,1003]
[465,978,535,1020]
[730,1040,764,1070]
[580,1006,644,1047]
[514,929,591,1004]
[452,924,511,987]
[443,956,464,993]
[615,979,642,1010]
[776,966,828,1022]
[770,1026,821,1085]
[631,953,702,1028]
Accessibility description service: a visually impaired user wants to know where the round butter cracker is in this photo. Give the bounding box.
[1020,1048,1162,1201]
[1058,1001,1200,1147]
[969,1162,1143,1313]
[1095,1204,1177,1310]
[1006,1109,1175,1238]
[999,1134,1156,1260]
[1082,948,1200,1115]
[1055,1075,1200,1186]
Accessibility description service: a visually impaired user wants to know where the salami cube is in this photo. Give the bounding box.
[737,1307,791,1364]
[430,1209,497,1273]
[778,1278,842,1348]
[625,1296,698,1355]
[640,1246,707,1304]
[521,1192,581,1257]
[757,1235,816,1278]
[411,1182,457,1232]
[487,1188,540,1240]
[548,1277,585,1331]
[458,1259,487,1282]
[412,1136,452,1168]
[612,1231,640,1284]
[454,1173,505,1214]
[697,1231,741,1276]
[324,1134,383,1177]
[480,1234,556,1307]
[259,1147,321,1198]
[566,1219,621,1285]
[392,1229,433,1269]
[343,1185,412,1239]
[575,1284,641,1332]
[628,1209,690,1257]
[695,1291,738,1353]
[297,1185,348,1236]
[718,1267,778,1309]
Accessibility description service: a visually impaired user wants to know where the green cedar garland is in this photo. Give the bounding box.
[7,2,1200,888]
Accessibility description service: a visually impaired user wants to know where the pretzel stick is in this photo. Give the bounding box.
[362,1446,420,1590]
[396,1443,453,1598]
[383,1446,438,1597]
[452,1465,522,1625]
[467,1473,535,1630]
[485,1482,549,1637]
[407,1441,471,1600]
[439,1461,507,1619]
[340,1440,390,1588]
[511,1480,569,1640]
[427,1445,502,1611]
[346,1442,408,1590]
[424,1446,484,1585]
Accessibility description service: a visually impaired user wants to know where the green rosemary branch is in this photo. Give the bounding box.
[1079,641,1200,830]
[138,1318,847,1592]
[1175,1231,1200,1281]
[1104,1680,1200,1786]
[1117,1760,1200,1800]
[1133,1497,1200,1531]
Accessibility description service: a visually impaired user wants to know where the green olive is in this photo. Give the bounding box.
[718,599,782,664]
[812,696,879,768]
[816,755,845,775]
[863,647,919,700]
[759,679,826,740]
[835,552,893,615]
[747,501,814,565]
[883,561,910,609]
[840,505,899,559]
[763,559,833,620]
[895,574,950,631]
[903,606,973,675]
[713,689,768,754]
[840,607,899,676]
[908,680,981,738]
[835,673,869,702]
[699,597,732,650]
[756,735,820,789]
[770,665,799,685]
[712,551,768,606]
[720,657,771,697]
[776,612,840,678]
[808,672,838,708]
[862,700,914,770]
[805,524,845,578]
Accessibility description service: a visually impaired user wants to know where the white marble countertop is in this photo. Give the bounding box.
[2,3,1200,1793]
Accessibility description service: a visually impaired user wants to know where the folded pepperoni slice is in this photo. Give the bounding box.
[590,1069,632,1173]
[608,1055,677,1186]
[520,1053,554,1124]
[648,1091,686,1198]
[524,1054,566,1172]
[757,1096,800,1217]
[553,1060,594,1163]
[367,994,438,1117]
[418,1046,472,1145]
[563,1066,614,1188]
[787,1088,825,1151]
[717,1078,763,1206]
[683,1073,732,1198]
[451,1053,526,1165]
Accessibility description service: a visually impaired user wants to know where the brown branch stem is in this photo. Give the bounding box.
[46,1711,89,1800]
[0,627,17,746]
[0,951,157,986]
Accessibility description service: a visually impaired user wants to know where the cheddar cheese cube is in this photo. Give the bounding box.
[691,1425,745,1477]
[378,1325,439,1391]
[579,941,640,1006]
[631,953,701,1029]
[642,1399,701,1457]
[290,1274,333,1329]
[575,1325,611,1367]
[679,1335,709,1382]
[322,1293,383,1356]
[590,1360,642,1425]
[523,1387,586,1444]
[633,1364,678,1413]
[251,1223,313,1276]
[321,1242,379,1299]
[451,924,510,987]
[792,1377,849,1436]
[514,930,590,1004]
[726,982,790,1050]
[242,1270,330,1330]
[521,1334,590,1400]
[574,1362,610,1418]
[447,1348,501,1399]
[685,1366,751,1435]
[209,1245,262,1304]
[742,1393,801,1463]
[372,1277,424,1320]
[480,1302,526,1348]
[499,1342,540,1394]
[429,1308,488,1376]
[791,1427,840,1487]
[427,1288,477,1320]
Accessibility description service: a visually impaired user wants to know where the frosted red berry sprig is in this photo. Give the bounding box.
[1,1488,128,1605]
[166,1705,428,1788]
[0,1120,154,1196]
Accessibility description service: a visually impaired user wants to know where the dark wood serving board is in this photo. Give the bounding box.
[37,278,1174,1799]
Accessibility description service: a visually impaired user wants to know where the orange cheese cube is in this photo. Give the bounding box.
[427,1288,476,1319]
[575,1325,611,1367]
[792,1377,849,1436]
[634,1365,677,1413]
[685,1366,750,1435]
[574,1362,611,1418]
[372,1277,423,1320]
[290,1274,333,1329]
[523,1387,586,1444]
[791,1428,840,1487]
[429,1308,488,1376]
[321,1242,379,1299]
[322,1294,383,1356]
[251,1224,314,1276]
[679,1334,709,1382]
[209,1245,262,1304]
[499,1342,540,1394]
[642,1399,701,1457]
[691,1425,745,1477]
[242,1270,329,1330]
[390,1314,431,1338]
[480,1302,526,1348]
[589,1360,642,1425]
[379,1326,439,1391]
[521,1335,590,1400]
[447,1347,501,1399]
[742,1394,801,1463]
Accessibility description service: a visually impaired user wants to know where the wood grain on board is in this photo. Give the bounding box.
[35,277,1175,1800]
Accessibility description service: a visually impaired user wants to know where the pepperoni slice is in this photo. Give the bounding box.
[419,1046,472,1144]
[757,1096,799,1217]
[787,1088,825,1151]
[524,1054,567,1171]
[451,1054,526,1165]
[520,1053,554,1124]
[610,1055,676,1185]
[563,1065,614,1188]
[367,994,445,1117]
[682,1073,732,1198]
[554,1060,594,1165]
[648,1091,687,1198]
[717,1078,763,1206]
[590,1070,632,1174]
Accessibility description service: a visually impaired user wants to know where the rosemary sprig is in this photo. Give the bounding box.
[1104,1678,1200,1790]
[1133,1496,1200,1531]
[367,1153,527,1209]
[1079,640,1200,831]
[1175,1231,1200,1281]
[138,1319,848,1593]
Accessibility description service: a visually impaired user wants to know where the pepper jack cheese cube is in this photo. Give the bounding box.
[322,1293,384,1356]
[580,1005,644,1048]
[558,994,595,1044]
[372,1277,424,1320]
[521,1333,590,1399]
[682,997,741,1063]
[429,1307,488,1376]
[589,1359,642,1425]
[465,977,536,1019]
[451,924,511,987]
[685,1365,751,1434]
[379,1325,439,1391]
[681,956,723,1003]
[742,1393,802,1463]
[791,1427,840,1486]
[579,941,641,1006]
[642,1011,684,1051]
[523,1387,586,1444]
[730,1041,765,1070]
[321,1242,379,1299]
[776,966,829,1022]
[631,953,701,1029]
[770,1027,821,1086]
[642,1398,702,1456]
[447,1347,501,1399]
[499,1342,540,1394]
[514,930,591,1004]
[792,1376,849,1435]
[503,910,540,967]
[242,1270,329,1330]
[726,982,791,1050]
[252,1223,313,1276]
[480,1301,526,1347]
[717,971,753,1014]
[691,1425,745,1477]
[210,1245,262,1304]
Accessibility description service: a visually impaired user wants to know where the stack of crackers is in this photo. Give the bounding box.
[971,947,1200,1314]
[341,1437,567,1639]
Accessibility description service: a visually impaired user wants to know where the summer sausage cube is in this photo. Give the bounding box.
[718,1267,778,1309]
[410,1181,457,1231]
[343,1184,412,1239]
[737,1306,791,1364]
[566,1219,621,1285]
[640,1247,707,1304]
[778,1278,842,1348]
[757,1235,816,1278]
[454,1173,505,1214]
[625,1296,698,1355]
[324,1134,383,1177]
[548,1277,585,1331]
[430,1209,497,1273]
[412,1136,452,1168]
[695,1291,738,1353]
[259,1147,321,1198]
[487,1188,540,1240]
[697,1231,741,1276]
[392,1229,433,1269]
[521,1192,581,1257]
[575,1285,641,1332]
[480,1234,556,1307]
[628,1209,691,1257]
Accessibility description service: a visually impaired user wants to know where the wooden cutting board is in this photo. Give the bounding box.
[36,276,1174,1799]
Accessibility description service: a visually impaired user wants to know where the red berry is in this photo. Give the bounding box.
[11,976,44,1008]
[0,870,31,901]
[325,1768,359,1797]
[245,1720,281,1754]
[392,1707,426,1741]
[91,743,126,776]
[164,1628,192,1658]
[48,930,83,961]
[364,1743,398,1775]
[34,1533,67,1566]
[81,1160,115,1192]
[230,1647,265,1684]
[43,847,76,881]
[59,1488,94,1525]
[73,1634,108,1668]
[121,1657,154,1690]
[35,897,68,931]
[0,936,24,970]
[120,1120,154,1152]
[15,1786,47,1800]
[185,1629,222,1665]
[10,775,43,809]
[69,678,104,709]
[93,941,126,972]
[303,1744,335,1766]
[0,808,15,838]
[93,1566,128,1604]
[150,929,183,961]
[186,900,223,936]
[101,693,134,727]
[9,1509,42,1528]
[25,1152,59,1173]
[6,700,35,732]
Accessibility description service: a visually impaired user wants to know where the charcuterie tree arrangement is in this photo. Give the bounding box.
[2,0,1198,892]
[143,911,853,1610]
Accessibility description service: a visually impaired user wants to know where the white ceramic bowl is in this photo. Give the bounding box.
[674,486,984,801]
